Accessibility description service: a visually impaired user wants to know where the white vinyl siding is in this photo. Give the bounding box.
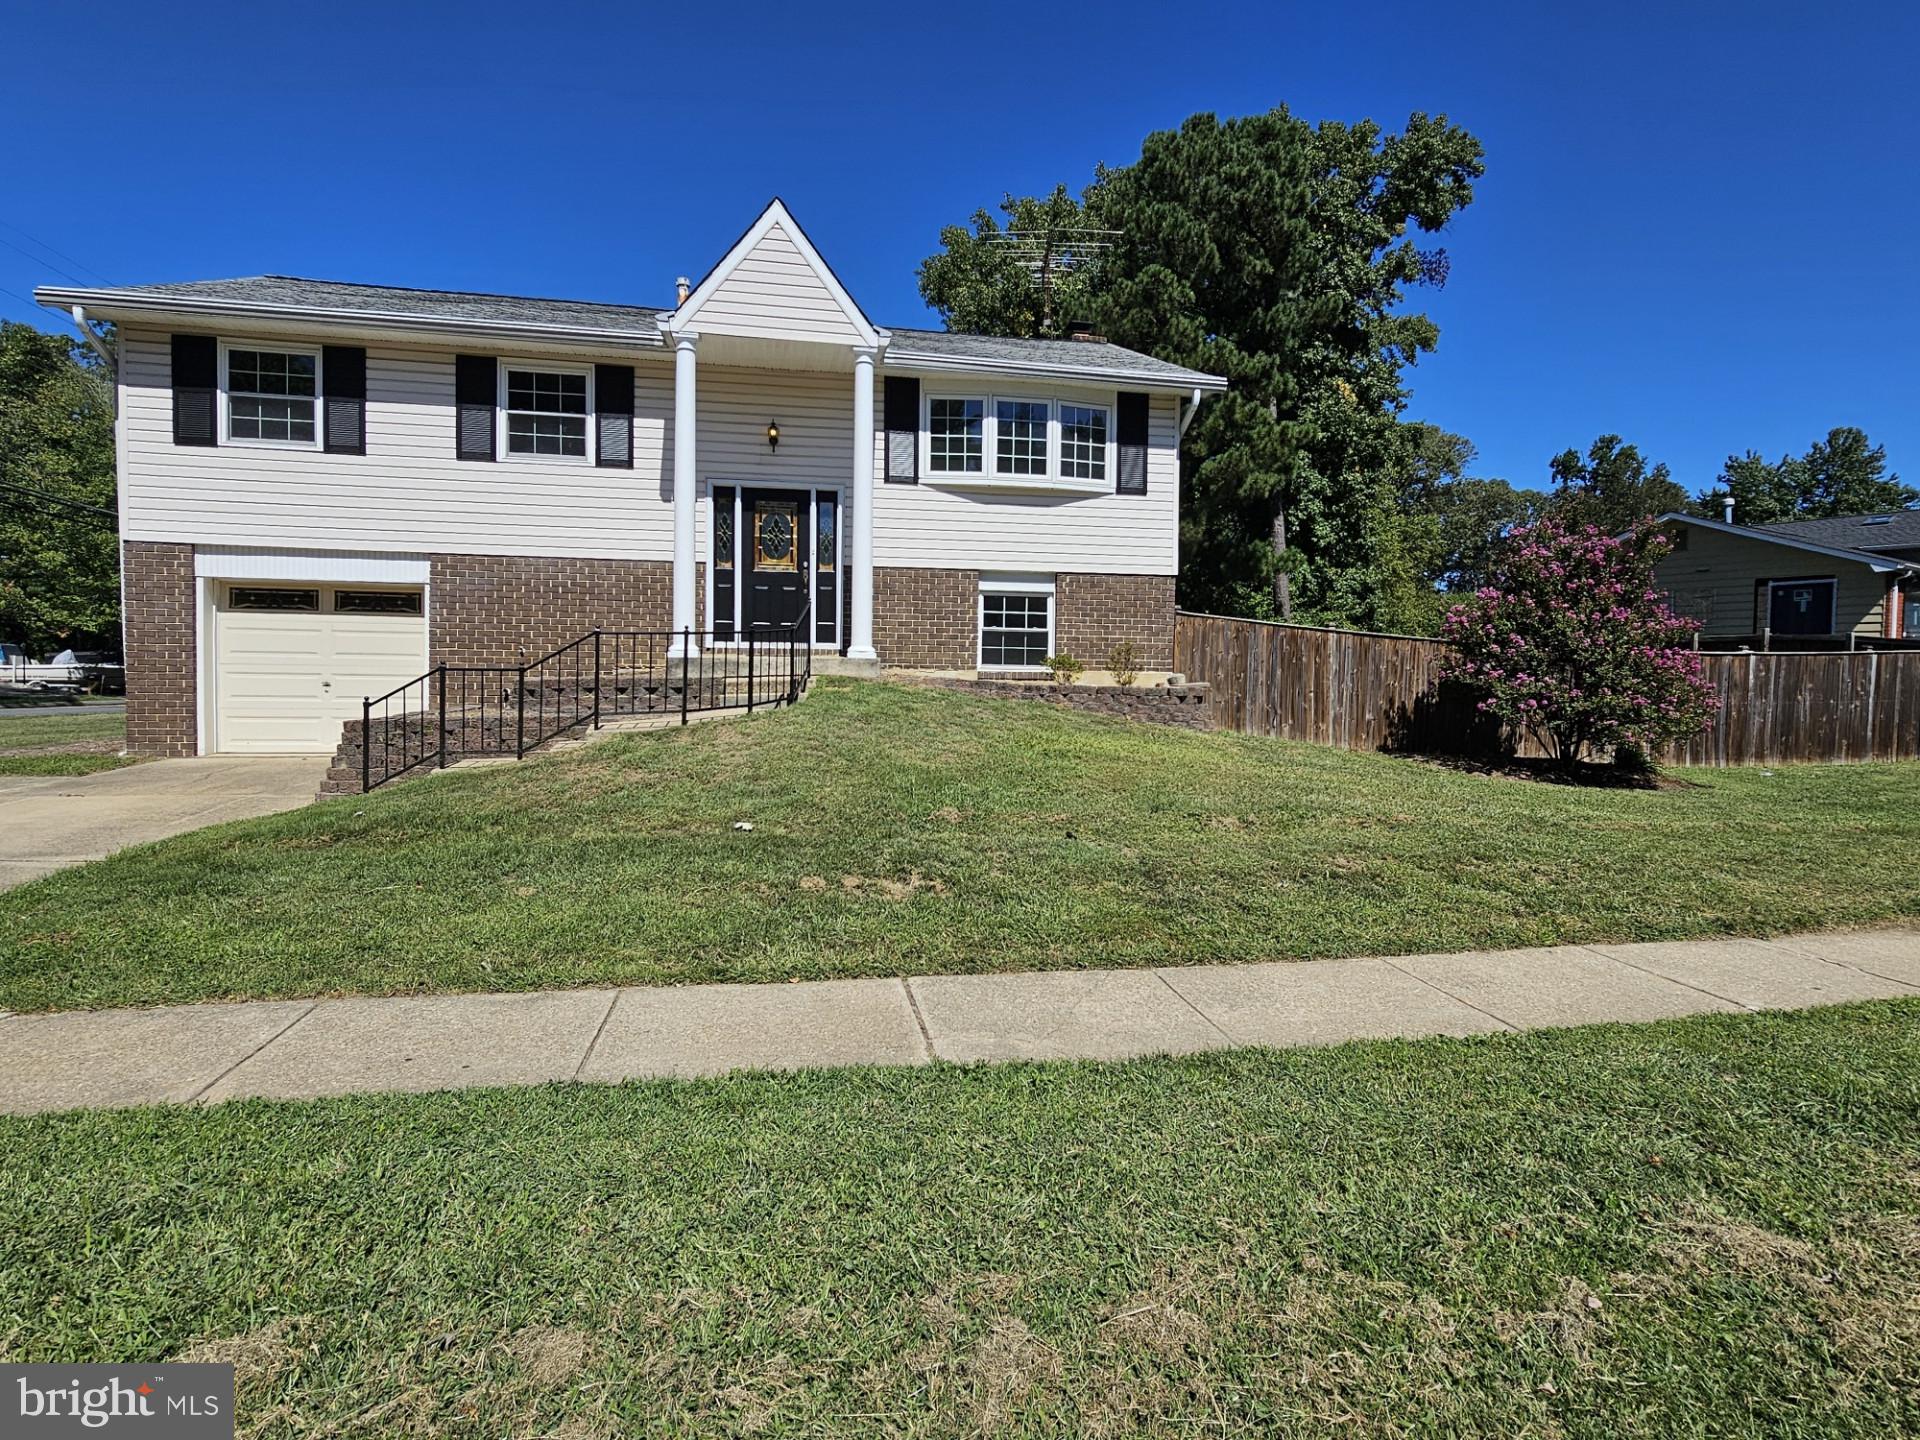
[874,381,1179,575]
[686,224,868,344]
[121,329,1182,579]
[121,328,675,560]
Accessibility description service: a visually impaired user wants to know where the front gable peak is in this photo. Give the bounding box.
[668,199,879,349]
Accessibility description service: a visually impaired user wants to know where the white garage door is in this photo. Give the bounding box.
[213,583,427,754]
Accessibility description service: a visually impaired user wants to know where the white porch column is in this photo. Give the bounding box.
[670,332,699,658]
[847,346,878,660]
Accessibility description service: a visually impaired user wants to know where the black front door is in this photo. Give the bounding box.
[744,489,809,631]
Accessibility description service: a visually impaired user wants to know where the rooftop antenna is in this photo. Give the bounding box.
[990,226,1119,335]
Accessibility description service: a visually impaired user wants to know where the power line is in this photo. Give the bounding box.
[0,234,87,287]
[0,478,117,523]
[0,219,112,285]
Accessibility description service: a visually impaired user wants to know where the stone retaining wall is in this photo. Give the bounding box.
[900,676,1212,730]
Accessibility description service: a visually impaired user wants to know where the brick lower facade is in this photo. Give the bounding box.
[122,540,196,757]
[1056,573,1177,671]
[120,545,1176,754]
[873,565,1176,671]
[429,554,675,666]
[873,566,980,667]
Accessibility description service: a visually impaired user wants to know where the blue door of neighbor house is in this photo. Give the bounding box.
[1767,578,1837,636]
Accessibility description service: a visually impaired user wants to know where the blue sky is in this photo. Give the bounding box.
[5,1,1914,497]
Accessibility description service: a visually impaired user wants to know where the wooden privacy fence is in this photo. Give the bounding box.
[1172,611,1920,767]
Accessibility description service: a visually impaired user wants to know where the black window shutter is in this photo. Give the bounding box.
[455,355,496,461]
[883,375,919,483]
[595,363,634,468]
[1116,391,1149,495]
[322,345,367,455]
[171,334,218,446]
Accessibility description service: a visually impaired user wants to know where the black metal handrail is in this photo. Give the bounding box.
[359,603,814,793]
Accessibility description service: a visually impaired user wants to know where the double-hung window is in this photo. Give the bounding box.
[224,346,319,447]
[1058,403,1109,482]
[502,365,591,459]
[994,399,1049,476]
[928,397,985,474]
[979,586,1054,669]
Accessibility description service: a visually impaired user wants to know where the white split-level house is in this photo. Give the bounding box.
[37,200,1226,758]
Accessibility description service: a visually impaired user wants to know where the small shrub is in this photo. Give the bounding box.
[1045,653,1084,686]
[1105,641,1140,687]
[1440,518,1715,767]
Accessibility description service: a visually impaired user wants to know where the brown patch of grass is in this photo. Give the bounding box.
[172,1316,302,1394]
[508,1325,595,1388]
[835,870,948,900]
[960,1316,1062,1430]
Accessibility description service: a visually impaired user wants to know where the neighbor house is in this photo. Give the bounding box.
[36,200,1226,757]
[1654,509,1920,643]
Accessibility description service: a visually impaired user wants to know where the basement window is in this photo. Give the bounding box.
[979,577,1055,670]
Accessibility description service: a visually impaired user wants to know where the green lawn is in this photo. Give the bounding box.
[0,709,133,776]
[2,678,1917,1013]
[0,708,125,748]
[3,1003,1916,1437]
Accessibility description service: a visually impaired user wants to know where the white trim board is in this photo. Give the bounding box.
[667,199,880,350]
[195,547,431,583]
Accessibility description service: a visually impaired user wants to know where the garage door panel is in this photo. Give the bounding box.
[214,584,425,754]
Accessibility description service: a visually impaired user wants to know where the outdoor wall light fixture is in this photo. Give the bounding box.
[767,420,780,452]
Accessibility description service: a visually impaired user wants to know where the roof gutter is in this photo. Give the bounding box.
[1657,511,1920,574]
[885,346,1229,394]
[33,286,667,351]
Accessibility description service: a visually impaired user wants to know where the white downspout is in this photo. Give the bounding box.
[70,306,116,380]
[1177,386,1205,440]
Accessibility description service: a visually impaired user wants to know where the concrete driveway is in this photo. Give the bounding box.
[0,757,330,890]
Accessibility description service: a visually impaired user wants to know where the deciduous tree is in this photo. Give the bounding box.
[914,107,1485,628]
[0,320,118,655]
[1441,519,1715,767]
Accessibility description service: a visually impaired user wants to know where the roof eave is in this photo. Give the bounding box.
[884,346,1229,393]
[31,285,667,351]
[1657,511,1919,573]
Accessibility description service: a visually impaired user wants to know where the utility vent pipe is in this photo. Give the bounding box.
[675,276,691,307]
[1722,495,1735,524]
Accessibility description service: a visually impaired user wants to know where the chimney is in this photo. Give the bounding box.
[1065,321,1106,343]
[675,276,691,307]
[1722,495,1735,524]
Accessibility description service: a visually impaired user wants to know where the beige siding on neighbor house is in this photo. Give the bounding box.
[683,224,867,345]
[1655,523,1889,637]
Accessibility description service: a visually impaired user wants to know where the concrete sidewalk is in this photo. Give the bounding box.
[3,930,1917,1114]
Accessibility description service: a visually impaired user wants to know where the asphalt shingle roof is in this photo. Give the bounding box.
[1760,510,1920,553]
[882,326,1219,384]
[43,276,1223,383]
[74,275,668,334]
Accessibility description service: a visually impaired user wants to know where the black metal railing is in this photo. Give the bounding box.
[358,604,813,793]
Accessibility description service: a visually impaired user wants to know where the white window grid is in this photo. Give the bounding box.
[221,344,321,449]
[978,586,1055,670]
[500,362,593,461]
[994,399,1049,476]
[1059,402,1109,481]
[928,397,984,474]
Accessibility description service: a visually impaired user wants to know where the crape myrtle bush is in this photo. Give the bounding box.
[1440,519,1715,765]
